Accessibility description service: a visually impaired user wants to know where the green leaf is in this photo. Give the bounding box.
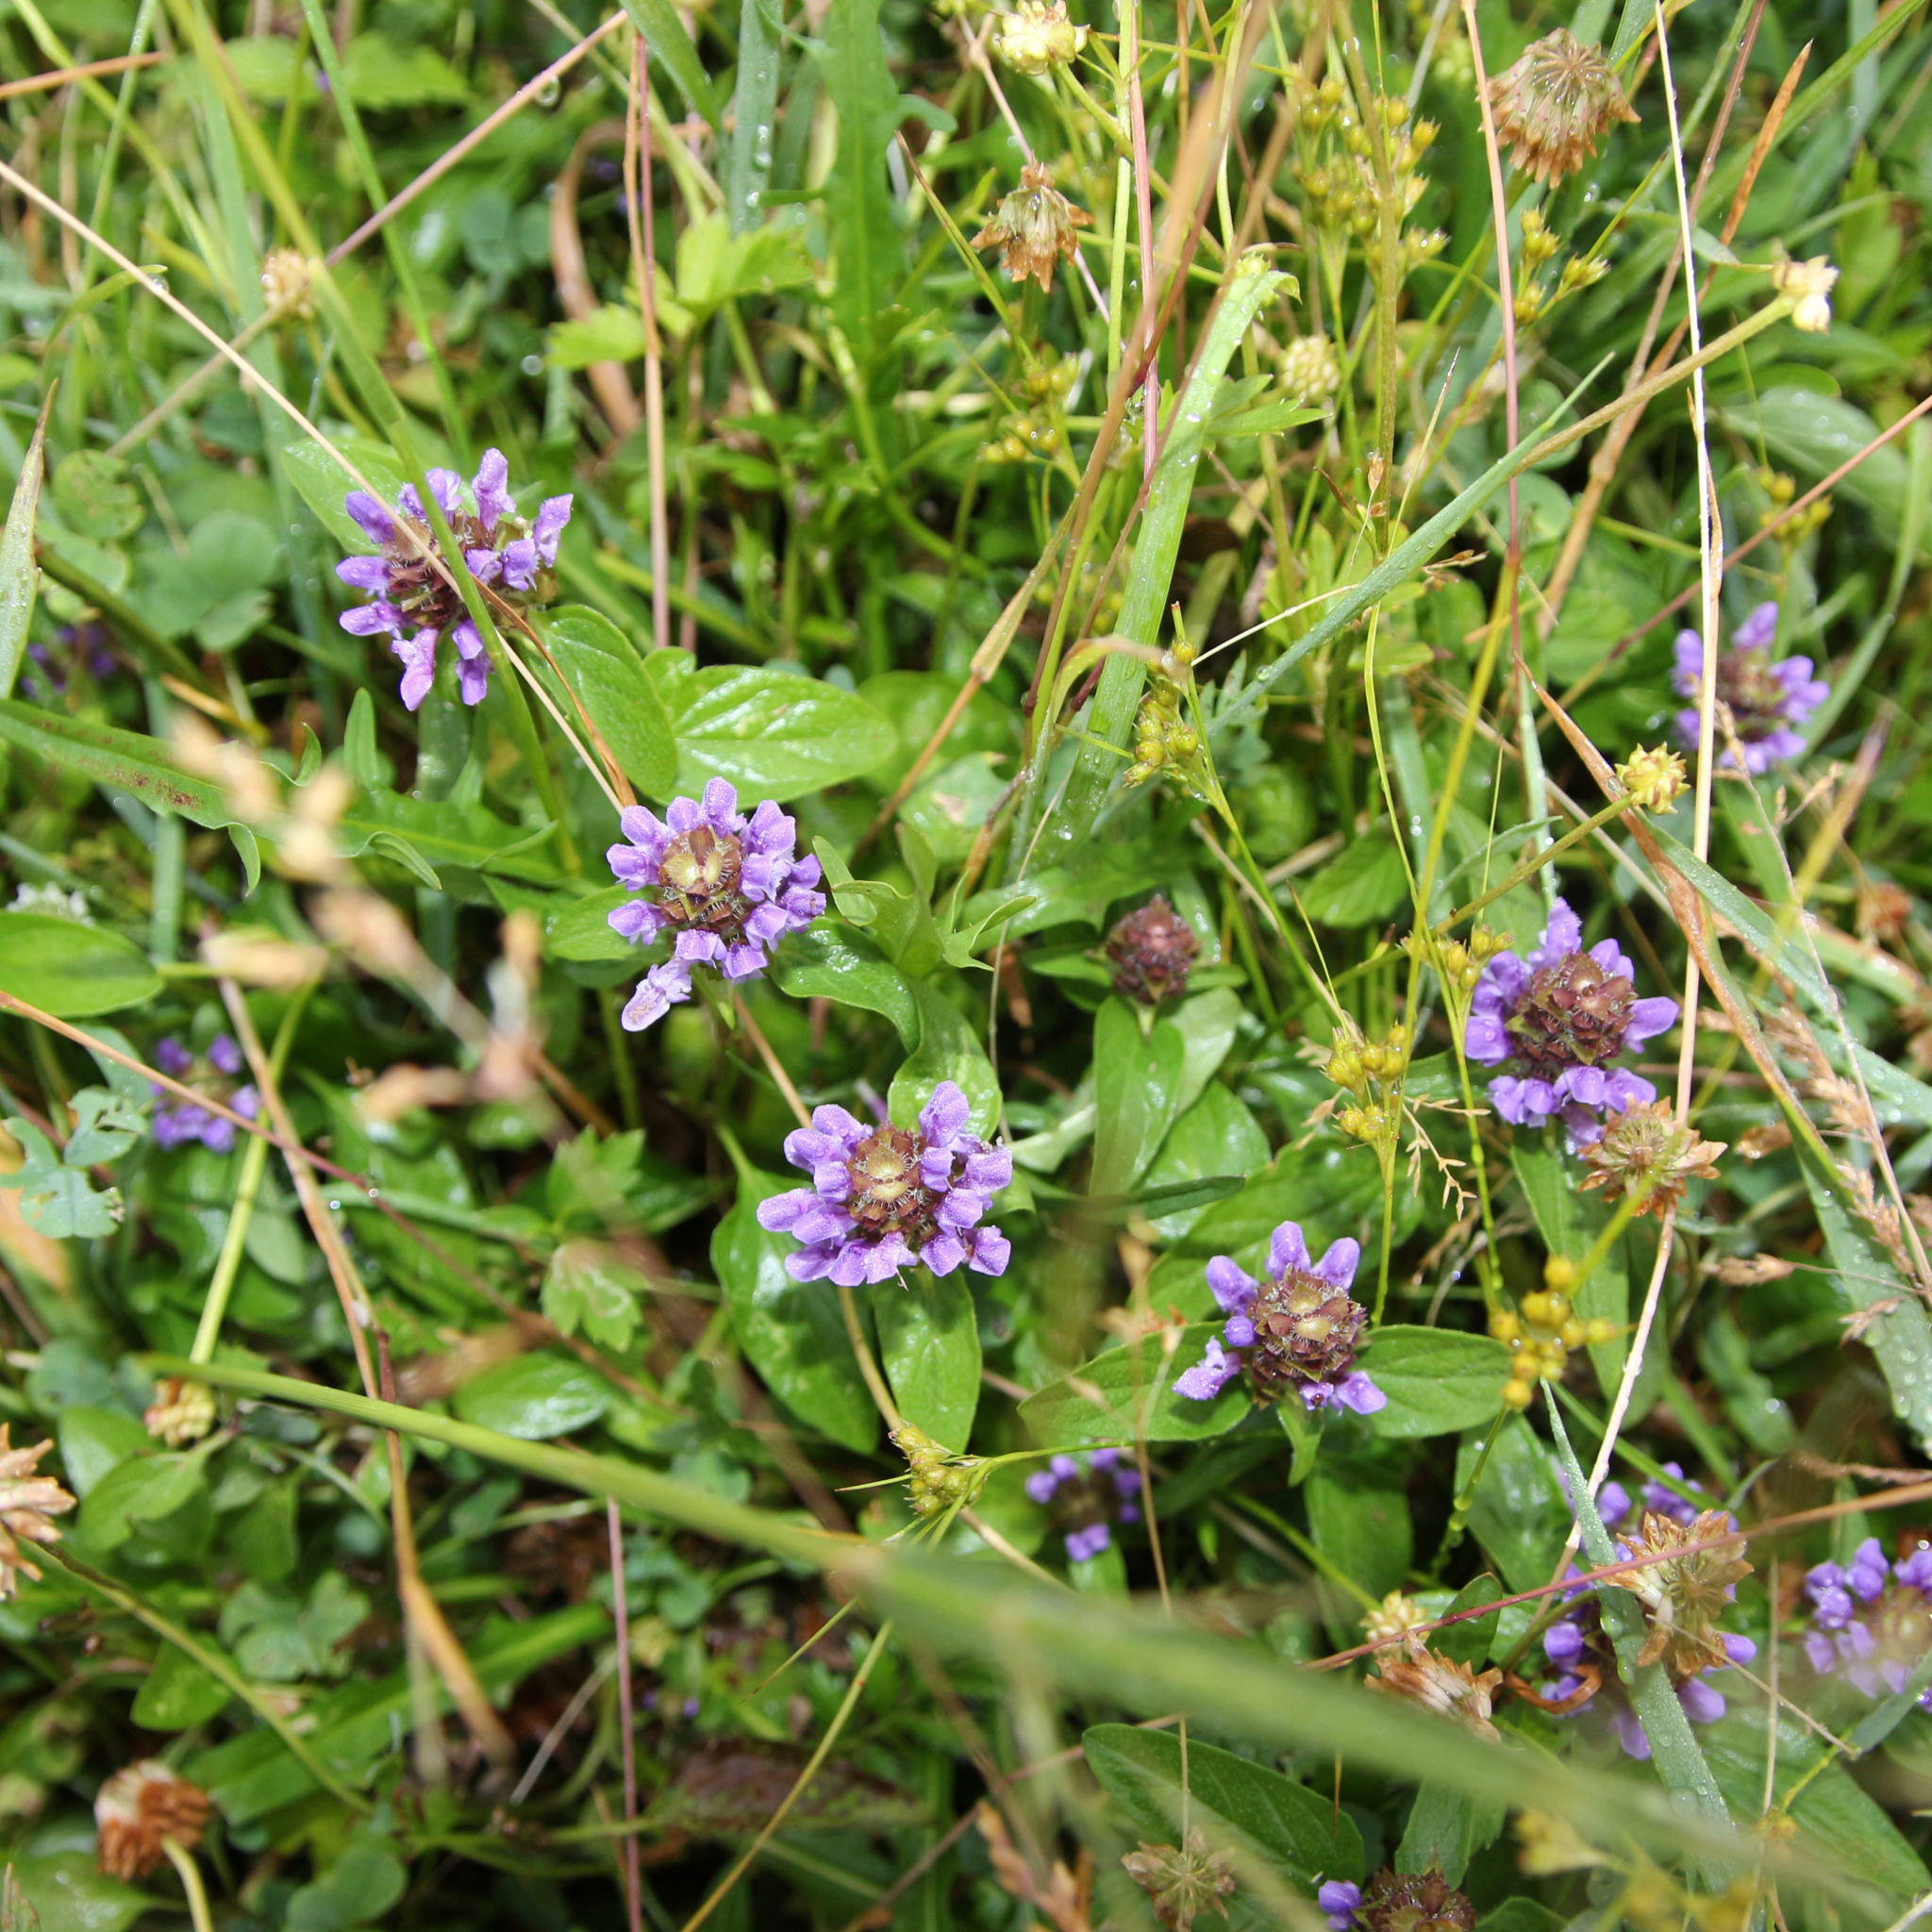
[55,1406,149,1497]
[1364,1328,1512,1440]
[1144,1086,1271,1239]
[541,885,639,962]
[1397,1781,1503,1888]
[675,214,815,311]
[666,666,895,801]
[0,916,158,1019]
[770,924,919,1048]
[1299,831,1410,928]
[872,1273,980,1452]
[75,1452,205,1553]
[454,1354,613,1439]
[336,789,561,886]
[0,1856,147,1932]
[958,841,1164,941]
[61,1087,143,1165]
[1089,997,1186,1198]
[341,31,467,105]
[1460,1414,1571,1593]
[888,978,1000,1137]
[1085,1724,1363,1918]
[1434,1574,1503,1668]
[1167,987,1243,1115]
[0,703,239,831]
[0,401,45,701]
[1020,1325,1252,1443]
[725,0,780,233]
[541,1239,647,1352]
[547,303,650,369]
[543,606,678,798]
[818,0,901,336]
[1307,1452,1412,1638]
[616,0,720,129]
[713,1165,877,1454]
[0,1118,122,1238]
[131,1641,232,1730]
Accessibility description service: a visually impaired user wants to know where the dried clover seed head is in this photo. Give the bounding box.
[972,163,1093,292]
[1486,30,1638,185]
[1623,1508,1753,1679]
[1121,1830,1238,1932]
[1579,1100,1724,1218]
[95,1761,211,1879]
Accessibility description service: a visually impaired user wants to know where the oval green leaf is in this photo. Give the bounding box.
[1019,1324,1252,1443]
[0,912,159,1017]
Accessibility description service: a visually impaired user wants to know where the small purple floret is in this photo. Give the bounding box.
[1319,1881,1362,1930]
[151,1034,258,1154]
[335,448,573,713]
[1673,601,1829,774]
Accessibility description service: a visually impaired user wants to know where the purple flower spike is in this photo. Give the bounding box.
[1464,898,1676,1143]
[151,1035,258,1154]
[758,1079,1010,1286]
[1319,1881,1362,1930]
[1174,1217,1381,1414]
[334,449,574,712]
[1674,601,1829,772]
[1804,1535,1932,1706]
[606,782,824,1030]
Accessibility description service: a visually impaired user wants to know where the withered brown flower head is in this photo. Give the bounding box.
[0,1426,75,1602]
[1122,1829,1238,1932]
[95,1761,211,1879]
[1621,1508,1752,1679]
[1577,1100,1724,1219]
[1105,896,1200,1005]
[1486,30,1639,186]
[1368,1634,1502,1740]
[1361,1865,1478,1932]
[973,162,1092,293]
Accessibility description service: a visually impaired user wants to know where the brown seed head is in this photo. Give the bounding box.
[1121,1829,1238,1932]
[972,162,1092,293]
[1486,30,1639,186]
[1620,1508,1751,1679]
[1368,1635,1502,1740]
[1361,1865,1479,1932]
[1507,949,1639,1079]
[1577,1101,1724,1219]
[1243,1266,1369,1404]
[94,1761,211,1879]
[0,1426,75,1602]
[1105,896,1201,1005]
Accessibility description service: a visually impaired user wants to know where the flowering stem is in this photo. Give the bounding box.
[839,1283,904,1433]
[189,983,314,1365]
[608,1497,644,1932]
[161,1838,214,1932]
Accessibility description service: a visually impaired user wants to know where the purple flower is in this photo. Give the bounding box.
[1558,1465,1632,1531]
[1173,1220,1385,1415]
[1463,897,1677,1145]
[757,1080,1011,1285]
[1804,1540,1932,1706]
[1673,602,1829,774]
[150,1034,258,1154]
[1319,1881,1362,1930]
[335,448,573,712]
[606,780,825,1029]
[1026,1447,1143,1563]
[1639,1462,1704,1526]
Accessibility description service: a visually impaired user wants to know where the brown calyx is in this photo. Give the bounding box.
[658,824,755,941]
[1506,950,1636,1077]
[845,1126,943,1246]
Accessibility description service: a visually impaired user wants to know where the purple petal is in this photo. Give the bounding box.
[534,494,573,560]
[922,1232,966,1274]
[341,602,404,638]
[1464,1013,1510,1063]
[1311,1237,1360,1291]
[156,1038,194,1076]
[699,777,741,831]
[1224,1313,1257,1348]
[621,959,691,1030]
[393,630,440,711]
[1734,601,1779,650]
[964,1226,1009,1275]
[344,490,395,545]
[721,942,768,980]
[1025,1469,1060,1504]
[1334,1371,1385,1414]
[1205,1256,1258,1317]
[473,448,511,533]
[1530,898,1583,970]
[337,555,391,592]
[1174,1337,1239,1401]
[1267,1221,1311,1278]
[1724,1634,1757,1666]
[756,1188,820,1232]
[1677,1677,1725,1724]
[919,1081,972,1147]
[1623,995,1679,1049]
[498,536,541,591]
[208,1035,243,1075]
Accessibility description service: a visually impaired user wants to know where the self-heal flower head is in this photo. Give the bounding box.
[1804,1538,1932,1707]
[151,1034,258,1154]
[757,1080,1012,1285]
[336,448,571,712]
[1173,1220,1385,1415]
[606,779,825,1030]
[1024,1447,1143,1562]
[1463,897,1677,1146]
[1673,601,1828,774]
